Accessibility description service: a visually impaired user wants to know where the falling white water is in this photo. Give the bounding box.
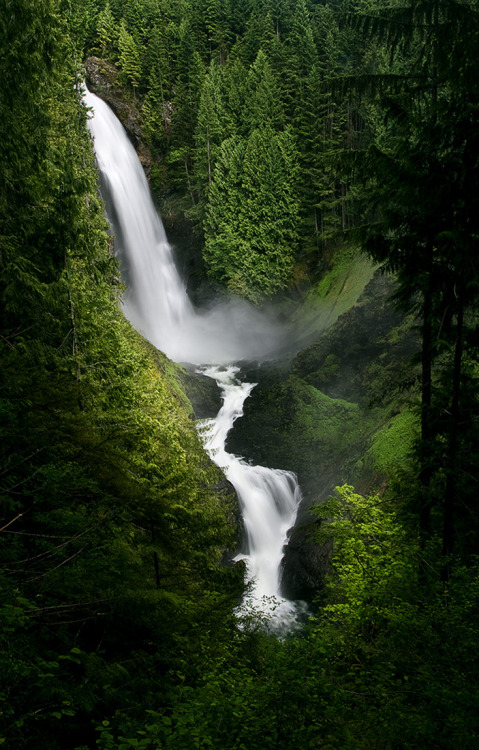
[198,366,305,630]
[84,86,305,630]
[84,87,281,365]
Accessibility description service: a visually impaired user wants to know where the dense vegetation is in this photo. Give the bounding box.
[1,0,479,748]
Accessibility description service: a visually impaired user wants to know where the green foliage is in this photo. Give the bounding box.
[119,19,142,89]
[97,1,118,58]
[0,2,241,746]
[350,0,479,558]
[62,0,99,54]
[203,124,300,301]
[244,49,284,131]
[71,0,370,294]
[366,409,418,476]
[306,485,479,748]
[4,2,479,749]
[192,60,226,221]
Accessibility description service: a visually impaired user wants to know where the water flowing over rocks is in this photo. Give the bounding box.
[84,84,417,612]
[85,56,151,172]
[85,87,306,630]
[227,273,419,601]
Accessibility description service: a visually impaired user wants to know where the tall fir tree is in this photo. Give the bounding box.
[352,0,479,566]
[118,18,142,90]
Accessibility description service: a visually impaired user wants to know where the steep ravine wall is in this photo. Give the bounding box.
[227,273,419,600]
[85,66,418,604]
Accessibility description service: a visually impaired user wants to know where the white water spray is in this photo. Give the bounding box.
[84,86,305,629]
[83,88,280,364]
[199,366,305,630]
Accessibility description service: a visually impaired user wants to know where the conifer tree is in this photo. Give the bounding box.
[142,23,172,149]
[241,4,277,64]
[97,0,117,57]
[203,124,300,300]
[244,49,284,132]
[118,19,142,90]
[193,61,226,217]
[221,56,248,136]
[168,20,206,197]
[353,0,479,564]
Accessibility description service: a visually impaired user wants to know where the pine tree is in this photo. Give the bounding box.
[168,20,206,198]
[221,56,248,136]
[63,0,99,54]
[97,0,117,58]
[244,49,284,132]
[142,23,172,149]
[118,18,142,90]
[352,0,479,565]
[202,135,247,288]
[193,61,226,215]
[241,4,277,64]
[203,125,300,300]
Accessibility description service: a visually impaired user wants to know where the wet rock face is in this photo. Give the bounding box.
[280,521,332,601]
[84,56,150,172]
[178,367,224,420]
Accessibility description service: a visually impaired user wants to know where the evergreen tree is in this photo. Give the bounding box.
[202,135,246,287]
[142,23,172,150]
[221,55,248,136]
[118,18,142,90]
[97,0,117,58]
[62,0,99,54]
[168,20,206,197]
[352,0,479,565]
[193,61,226,219]
[244,49,284,132]
[241,3,277,64]
[204,125,300,300]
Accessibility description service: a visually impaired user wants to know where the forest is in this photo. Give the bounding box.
[1,0,479,747]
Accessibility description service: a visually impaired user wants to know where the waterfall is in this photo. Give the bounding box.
[198,366,305,631]
[84,86,305,630]
[83,89,281,365]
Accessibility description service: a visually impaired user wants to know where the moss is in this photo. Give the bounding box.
[228,375,376,505]
[291,247,378,339]
[366,410,418,475]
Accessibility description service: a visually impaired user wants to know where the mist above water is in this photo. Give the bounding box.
[84,86,306,630]
[84,88,282,365]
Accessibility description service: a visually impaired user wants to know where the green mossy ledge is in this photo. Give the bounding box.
[227,271,419,600]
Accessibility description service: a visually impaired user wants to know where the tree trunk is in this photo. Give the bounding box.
[151,520,161,590]
[419,279,433,544]
[441,295,464,582]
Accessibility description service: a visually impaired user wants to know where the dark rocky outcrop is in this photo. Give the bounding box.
[226,272,419,601]
[84,56,151,174]
[178,366,223,420]
[281,521,332,602]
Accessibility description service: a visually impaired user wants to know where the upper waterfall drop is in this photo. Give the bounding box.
[84,87,281,365]
[83,88,193,355]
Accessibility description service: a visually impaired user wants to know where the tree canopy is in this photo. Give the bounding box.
[1,0,479,747]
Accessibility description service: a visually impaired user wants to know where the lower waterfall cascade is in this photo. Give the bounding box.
[84,85,306,631]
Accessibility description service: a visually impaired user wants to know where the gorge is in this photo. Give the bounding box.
[4,2,478,745]
[84,86,306,630]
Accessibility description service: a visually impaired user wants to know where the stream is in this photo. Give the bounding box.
[84,85,306,632]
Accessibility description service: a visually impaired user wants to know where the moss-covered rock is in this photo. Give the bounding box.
[288,247,378,347]
[226,266,421,601]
